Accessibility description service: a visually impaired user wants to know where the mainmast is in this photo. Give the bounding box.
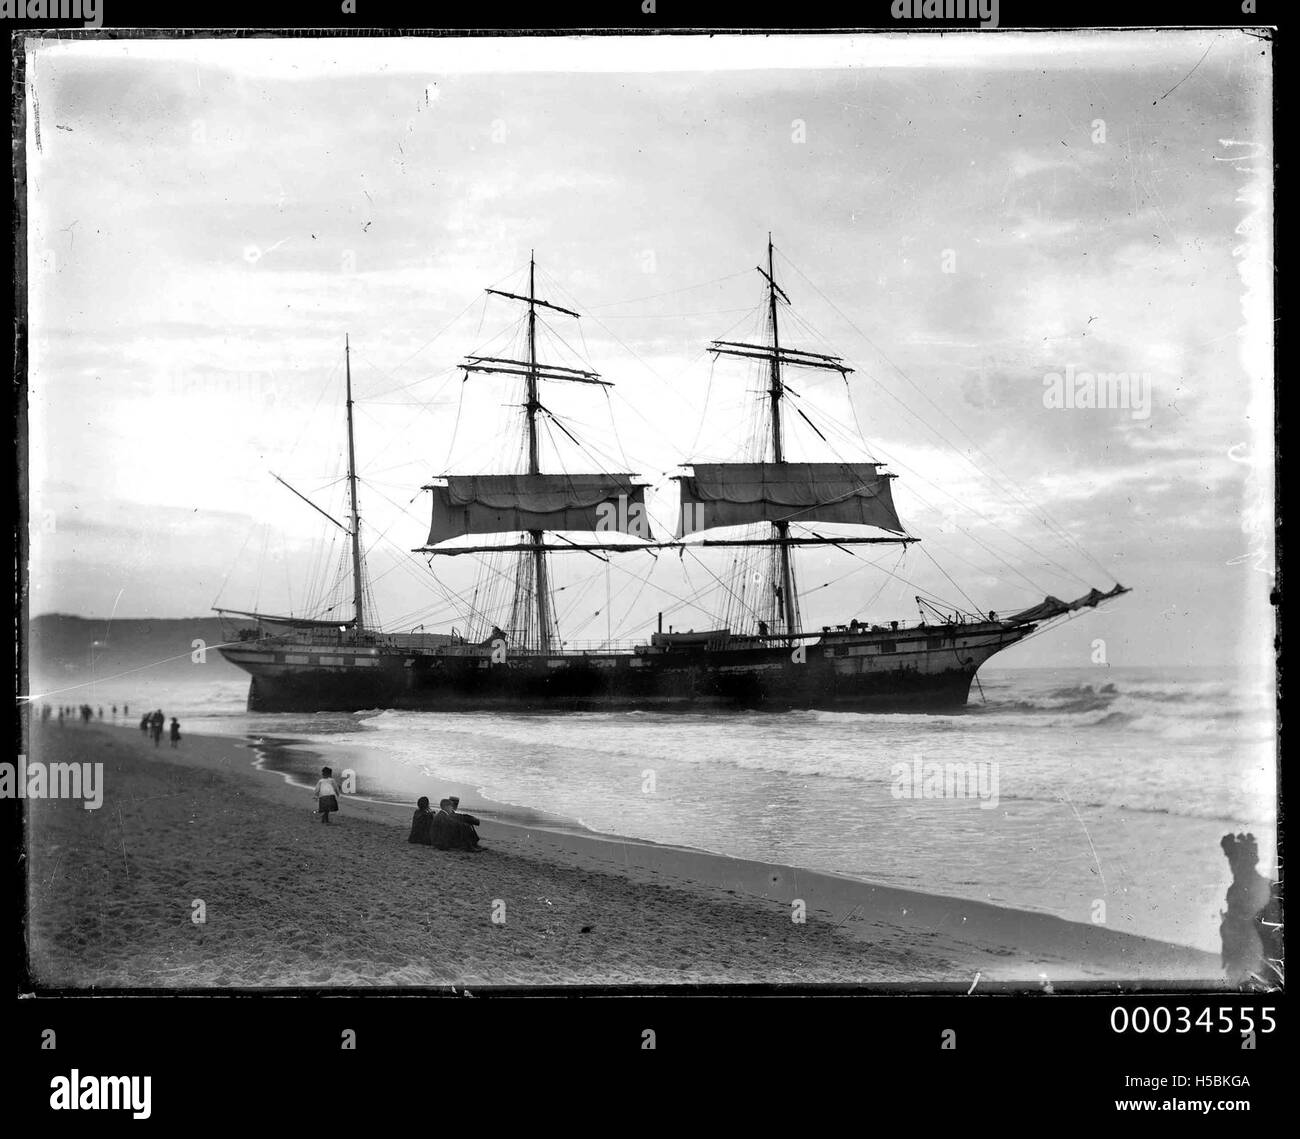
[444,254,625,652]
[524,251,554,652]
[764,234,800,638]
[345,335,365,633]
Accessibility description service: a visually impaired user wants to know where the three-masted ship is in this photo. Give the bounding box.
[218,239,1128,712]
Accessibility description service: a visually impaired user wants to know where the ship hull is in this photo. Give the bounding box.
[219,623,1029,714]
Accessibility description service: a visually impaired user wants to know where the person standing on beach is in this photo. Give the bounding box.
[140,713,150,734]
[169,718,181,748]
[313,767,341,825]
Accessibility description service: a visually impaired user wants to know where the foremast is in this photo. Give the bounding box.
[765,234,799,637]
[702,235,911,640]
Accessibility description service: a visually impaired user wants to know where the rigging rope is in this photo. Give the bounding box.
[777,248,1116,583]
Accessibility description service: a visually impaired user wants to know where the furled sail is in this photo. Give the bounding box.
[676,462,905,535]
[426,473,654,545]
[1006,583,1130,624]
[213,608,355,629]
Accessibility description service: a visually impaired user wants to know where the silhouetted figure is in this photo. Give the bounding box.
[140,714,150,734]
[408,796,435,845]
[1220,832,1279,988]
[124,704,129,716]
[150,710,164,747]
[169,718,181,748]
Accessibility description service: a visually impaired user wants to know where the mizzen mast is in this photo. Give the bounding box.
[345,335,365,633]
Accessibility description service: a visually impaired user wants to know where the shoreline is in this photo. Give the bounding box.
[244,720,1240,958]
[25,723,1225,987]
[251,733,591,835]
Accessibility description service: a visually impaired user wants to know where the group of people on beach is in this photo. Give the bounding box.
[48,703,103,725]
[310,766,482,851]
[408,795,483,851]
[138,709,181,747]
[46,702,139,725]
[41,700,184,751]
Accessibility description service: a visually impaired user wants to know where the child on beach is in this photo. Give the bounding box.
[313,767,341,825]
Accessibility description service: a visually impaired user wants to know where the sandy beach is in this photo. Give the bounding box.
[24,722,1223,988]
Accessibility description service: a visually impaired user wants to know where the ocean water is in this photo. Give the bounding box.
[61,666,1277,955]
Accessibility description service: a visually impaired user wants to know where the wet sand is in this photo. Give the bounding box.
[24,723,1223,988]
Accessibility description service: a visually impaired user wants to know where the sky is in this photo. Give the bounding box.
[24,31,1273,672]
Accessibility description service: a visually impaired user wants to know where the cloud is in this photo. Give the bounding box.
[22,33,1272,671]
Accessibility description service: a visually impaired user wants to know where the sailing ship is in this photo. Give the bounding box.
[217,238,1128,713]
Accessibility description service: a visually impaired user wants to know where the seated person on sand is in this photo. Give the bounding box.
[447,796,482,850]
[430,797,482,851]
[430,798,459,850]
[408,796,435,845]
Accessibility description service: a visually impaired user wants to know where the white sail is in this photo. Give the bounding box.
[676,462,905,536]
[426,473,653,544]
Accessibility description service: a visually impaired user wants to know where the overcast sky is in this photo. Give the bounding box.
[25,32,1272,672]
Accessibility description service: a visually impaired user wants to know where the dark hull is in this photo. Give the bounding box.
[246,660,977,713]
[228,625,1030,714]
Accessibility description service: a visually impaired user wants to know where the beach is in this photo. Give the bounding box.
[24,722,1224,988]
[49,664,1275,955]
